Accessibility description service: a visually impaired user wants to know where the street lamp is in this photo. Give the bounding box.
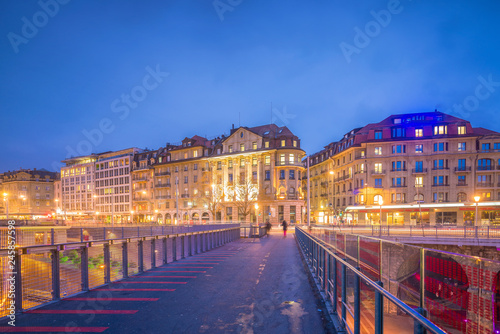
[474,195,481,227]
[378,197,384,225]
[3,193,9,219]
[254,203,259,224]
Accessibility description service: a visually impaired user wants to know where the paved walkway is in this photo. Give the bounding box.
[1,231,335,333]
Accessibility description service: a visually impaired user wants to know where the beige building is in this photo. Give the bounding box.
[132,124,306,225]
[0,168,59,219]
[307,111,500,226]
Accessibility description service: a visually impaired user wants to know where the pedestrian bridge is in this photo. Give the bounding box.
[0,224,497,333]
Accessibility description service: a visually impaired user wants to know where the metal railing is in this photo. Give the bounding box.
[312,224,500,239]
[239,224,267,238]
[296,227,496,334]
[0,224,240,319]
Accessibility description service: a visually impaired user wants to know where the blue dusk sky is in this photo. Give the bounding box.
[1,0,500,172]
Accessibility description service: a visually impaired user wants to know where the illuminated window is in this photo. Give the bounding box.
[240,144,245,152]
[228,160,233,168]
[374,147,382,155]
[240,159,245,167]
[415,129,423,137]
[252,157,257,166]
[281,140,286,147]
[433,125,447,135]
[458,126,466,135]
[252,142,257,150]
[289,154,295,164]
[415,177,423,187]
[265,156,270,165]
[229,145,233,153]
[293,140,297,147]
[264,141,269,148]
[415,145,423,153]
[193,150,198,157]
[458,143,466,151]
[280,154,286,165]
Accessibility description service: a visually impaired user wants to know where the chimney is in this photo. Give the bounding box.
[232,124,234,129]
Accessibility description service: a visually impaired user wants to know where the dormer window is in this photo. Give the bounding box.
[240,132,244,138]
[393,118,401,124]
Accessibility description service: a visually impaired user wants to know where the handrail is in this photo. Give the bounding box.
[296,227,447,334]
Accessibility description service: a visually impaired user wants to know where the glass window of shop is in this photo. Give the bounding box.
[435,212,457,226]
[463,211,474,226]
[387,212,404,225]
[410,212,430,225]
[481,211,500,225]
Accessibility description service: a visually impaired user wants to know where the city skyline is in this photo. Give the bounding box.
[1,1,500,172]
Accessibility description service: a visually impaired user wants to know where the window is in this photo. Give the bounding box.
[228,160,233,168]
[279,170,285,180]
[457,159,466,171]
[458,126,466,135]
[264,141,269,148]
[392,145,406,154]
[415,145,423,153]
[374,163,383,173]
[184,176,188,184]
[391,161,406,171]
[374,194,383,204]
[281,139,286,147]
[374,147,382,155]
[289,170,295,179]
[289,154,295,164]
[494,143,500,151]
[252,142,257,150]
[217,161,222,170]
[415,176,423,187]
[434,125,447,135]
[457,192,467,202]
[415,161,423,172]
[252,171,257,182]
[433,192,448,202]
[193,150,198,158]
[252,157,257,166]
[458,142,466,152]
[228,174,233,183]
[293,140,297,147]
[265,156,270,165]
[482,143,491,152]
[393,118,401,124]
[265,170,270,181]
[415,129,423,137]
[391,127,405,138]
[280,154,286,165]
[240,159,245,167]
[391,193,405,203]
[193,163,198,170]
[391,177,405,187]
[229,145,233,153]
[458,175,466,186]
[433,159,447,170]
[478,159,492,170]
[374,131,382,140]
[240,144,245,152]
[193,175,198,183]
[433,142,448,152]
[433,176,448,186]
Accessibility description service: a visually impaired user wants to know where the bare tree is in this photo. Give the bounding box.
[200,184,224,221]
[231,179,258,222]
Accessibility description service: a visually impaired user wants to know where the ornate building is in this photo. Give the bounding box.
[307,111,500,226]
[0,168,58,219]
[139,124,306,225]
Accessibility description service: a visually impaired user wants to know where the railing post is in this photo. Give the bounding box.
[51,248,61,300]
[138,240,144,273]
[81,246,89,291]
[172,236,177,261]
[151,239,156,268]
[122,242,128,278]
[375,281,383,334]
[103,227,106,240]
[414,308,426,334]
[341,261,347,328]
[354,267,360,334]
[103,244,111,283]
[14,250,23,312]
[163,237,168,264]
[51,228,55,245]
[332,255,337,314]
[181,236,185,259]
[188,235,192,256]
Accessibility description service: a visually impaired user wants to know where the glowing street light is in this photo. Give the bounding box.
[474,195,481,227]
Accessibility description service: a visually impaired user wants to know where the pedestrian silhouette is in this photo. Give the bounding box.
[281,220,288,238]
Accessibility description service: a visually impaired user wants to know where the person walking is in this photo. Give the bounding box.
[281,220,288,238]
[265,220,272,237]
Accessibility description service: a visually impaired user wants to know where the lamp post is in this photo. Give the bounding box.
[254,203,259,225]
[474,195,480,227]
[378,197,384,225]
[3,193,9,219]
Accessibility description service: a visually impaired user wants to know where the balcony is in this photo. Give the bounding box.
[181,194,190,198]
[133,176,148,181]
[156,195,171,199]
[391,184,407,188]
[412,168,428,174]
[431,167,449,171]
[431,183,449,187]
[477,182,494,187]
[477,166,493,171]
[155,171,170,176]
[132,197,150,201]
[454,166,471,173]
[371,170,386,175]
[456,182,468,187]
[391,168,407,172]
[354,170,366,175]
[155,183,171,188]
